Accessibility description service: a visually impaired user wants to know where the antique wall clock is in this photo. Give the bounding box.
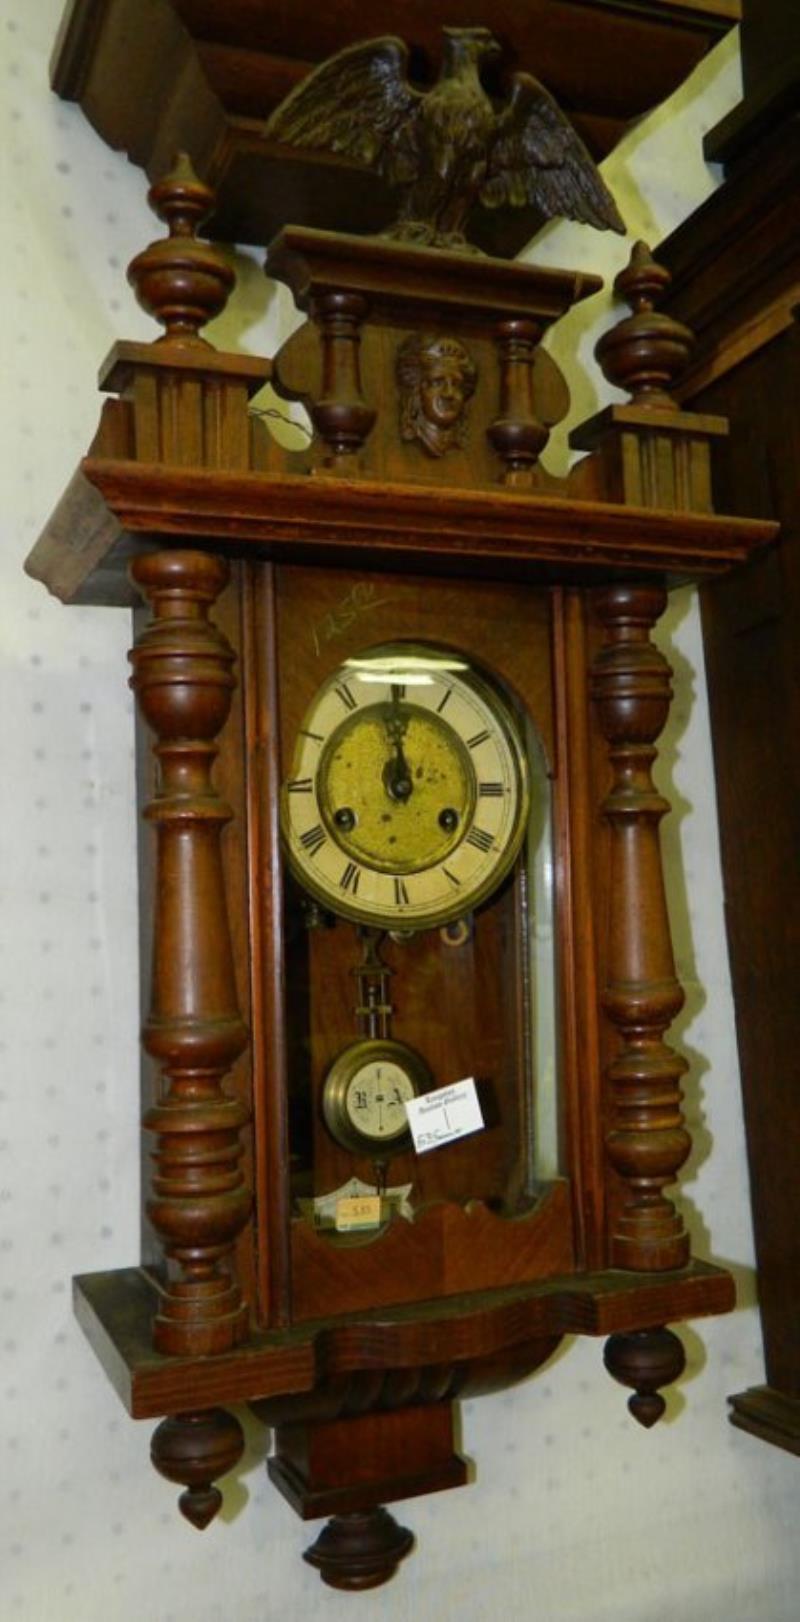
[27,25,775,1595]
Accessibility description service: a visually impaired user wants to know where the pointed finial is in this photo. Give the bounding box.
[126,153,235,344]
[596,241,694,410]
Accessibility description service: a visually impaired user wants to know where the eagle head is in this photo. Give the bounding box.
[441,27,502,70]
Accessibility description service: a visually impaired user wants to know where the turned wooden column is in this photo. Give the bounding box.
[591,584,690,1271]
[487,318,549,486]
[129,549,251,1355]
[310,291,376,465]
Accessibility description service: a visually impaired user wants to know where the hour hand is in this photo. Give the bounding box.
[382,692,413,803]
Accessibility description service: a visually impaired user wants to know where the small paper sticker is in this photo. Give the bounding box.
[300,1179,413,1230]
[335,1194,383,1231]
[406,1078,484,1154]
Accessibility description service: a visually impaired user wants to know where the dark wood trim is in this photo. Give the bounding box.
[266,226,603,324]
[241,563,293,1329]
[269,1404,468,1519]
[49,0,112,98]
[729,1387,800,1457]
[577,0,738,26]
[552,589,607,1269]
[73,1259,735,1419]
[24,460,776,608]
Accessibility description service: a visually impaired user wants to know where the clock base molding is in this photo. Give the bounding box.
[266,1404,469,1520]
[73,1261,735,1419]
[73,1260,734,1576]
[728,1388,800,1459]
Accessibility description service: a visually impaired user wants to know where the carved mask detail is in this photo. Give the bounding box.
[397,334,477,457]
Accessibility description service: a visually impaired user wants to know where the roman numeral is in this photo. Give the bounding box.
[479,782,504,797]
[466,826,494,853]
[466,729,490,749]
[287,778,313,793]
[443,867,461,888]
[436,687,453,714]
[393,877,410,906]
[299,824,326,857]
[391,682,407,702]
[339,861,361,894]
[334,683,357,711]
[299,729,324,744]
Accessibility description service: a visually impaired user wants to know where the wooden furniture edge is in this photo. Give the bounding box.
[578,0,739,24]
[73,1260,735,1419]
[728,1387,800,1457]
[266,225,604,321]
[25,458,778,606]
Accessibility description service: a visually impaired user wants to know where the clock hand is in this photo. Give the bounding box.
[382,688,414,803]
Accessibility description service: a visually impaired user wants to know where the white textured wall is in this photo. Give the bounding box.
[1,5,798,1619]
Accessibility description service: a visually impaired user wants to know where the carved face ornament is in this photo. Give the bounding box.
[397,333,477,456]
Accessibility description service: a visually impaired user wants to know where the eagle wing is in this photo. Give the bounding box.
[264,37,423,187]
[481,73,625,233]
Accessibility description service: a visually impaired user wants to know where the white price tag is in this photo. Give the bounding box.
[405,1077,484,1155]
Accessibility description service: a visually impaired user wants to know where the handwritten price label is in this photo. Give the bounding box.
[406,1078,484,1155]
[335,1194,383,1231]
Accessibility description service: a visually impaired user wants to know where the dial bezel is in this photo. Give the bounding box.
[321,1038,432,1157]
[280,642,530,930]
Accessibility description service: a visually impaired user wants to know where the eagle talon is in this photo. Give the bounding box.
[435,232,485,257]
[383,220,437,247]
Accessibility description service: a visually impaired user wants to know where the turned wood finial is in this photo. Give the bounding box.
[151,1409,245,1529]
[604,1327,686,1427]
[127,153,235,344]
[596,241,694,410]
[304,1509,414,1591]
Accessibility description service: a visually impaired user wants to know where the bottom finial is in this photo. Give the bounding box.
[304,1508,414,1590]
[603,1327,686,1428]
[151,1408,245,1529]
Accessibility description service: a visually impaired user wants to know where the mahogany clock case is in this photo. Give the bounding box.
[208,561,571,1329]
[22,98,778,1569]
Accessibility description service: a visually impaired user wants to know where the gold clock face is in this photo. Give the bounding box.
[322,1038,429,1156]
[281,643,529,930]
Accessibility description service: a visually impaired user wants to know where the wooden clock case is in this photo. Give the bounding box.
[26,156,775,1588]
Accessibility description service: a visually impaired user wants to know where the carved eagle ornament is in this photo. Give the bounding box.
[265,27,625,252]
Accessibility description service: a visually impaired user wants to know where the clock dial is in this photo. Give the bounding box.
[322,1038,430,1156]
[281,644,529,930]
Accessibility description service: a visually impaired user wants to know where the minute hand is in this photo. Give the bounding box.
[383,702,414,804]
